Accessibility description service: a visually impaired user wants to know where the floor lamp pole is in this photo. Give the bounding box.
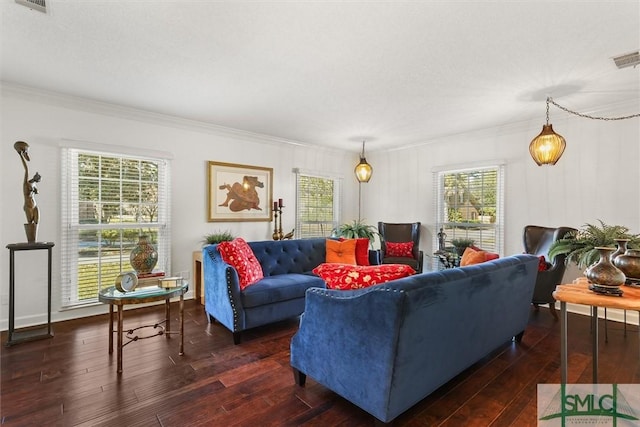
[358,181,362,222]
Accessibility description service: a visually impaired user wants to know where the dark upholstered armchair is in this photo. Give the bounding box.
[378,222,423,273]
[523,225,577,318]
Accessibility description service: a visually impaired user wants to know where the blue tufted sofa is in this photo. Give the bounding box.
[203,238,379,344]
[290,254,539,424]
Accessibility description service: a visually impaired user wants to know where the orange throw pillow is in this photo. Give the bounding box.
[460,246,487,266]
[326,239,357,265]
[339,237,370,266]
[471,244,499,262]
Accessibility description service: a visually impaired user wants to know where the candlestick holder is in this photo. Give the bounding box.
[272,205,283,240]
[272,204,294,240]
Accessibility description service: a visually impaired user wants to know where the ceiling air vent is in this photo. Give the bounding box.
[15,0,46,13]
[613,51,640,69]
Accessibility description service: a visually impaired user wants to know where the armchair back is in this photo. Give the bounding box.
[378,222,423,272]
[523,225,577,315]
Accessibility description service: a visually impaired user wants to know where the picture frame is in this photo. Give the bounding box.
[207,161,273,222]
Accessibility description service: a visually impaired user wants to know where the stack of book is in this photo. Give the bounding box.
[159,276,184,289]
[136,271,165,287]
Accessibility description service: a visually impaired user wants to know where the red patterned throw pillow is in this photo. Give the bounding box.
[217,238,264,290]
[538,255,550,271]
[386,241,414,258]
[313,263,415,290]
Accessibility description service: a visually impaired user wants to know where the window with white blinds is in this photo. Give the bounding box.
[434,165,504,254]
[61,148,171,307]
[295,170,341,239]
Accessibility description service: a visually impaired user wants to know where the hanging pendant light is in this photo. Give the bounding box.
[354,140,373,182]
[529,97,566,166]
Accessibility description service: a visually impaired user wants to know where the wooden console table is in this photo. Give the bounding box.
[5,242,55,347]
[192,250,204,304]
[553,278,640,383]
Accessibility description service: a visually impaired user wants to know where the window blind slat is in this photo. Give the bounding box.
[434,165,504,256]
[61,148,171,308]
[295,172,341,239]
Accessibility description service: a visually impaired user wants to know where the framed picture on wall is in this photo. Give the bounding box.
[207,161,273,222]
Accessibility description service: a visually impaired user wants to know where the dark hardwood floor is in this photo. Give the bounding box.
[1,301,638,426]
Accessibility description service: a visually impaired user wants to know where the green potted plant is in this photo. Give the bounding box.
[332,220,379,246]
[203,230,236,245]
[548,220,640,269]
[451,238,476,256]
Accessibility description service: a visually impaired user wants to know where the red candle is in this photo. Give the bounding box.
[273,201,278,211]
[278,198,283,207]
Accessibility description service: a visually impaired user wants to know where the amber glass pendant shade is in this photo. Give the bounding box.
[355,158,373,182]
[529,124,566,166]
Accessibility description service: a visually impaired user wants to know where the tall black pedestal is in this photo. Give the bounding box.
[5,242,55,347]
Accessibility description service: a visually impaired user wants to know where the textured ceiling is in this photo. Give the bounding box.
[1,1,639,151]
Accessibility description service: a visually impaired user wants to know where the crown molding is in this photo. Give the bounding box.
[0,81,320,150]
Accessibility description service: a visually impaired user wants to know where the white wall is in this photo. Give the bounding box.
[362,105,640,324]
[2,83,638,329]
[0,84,357,329]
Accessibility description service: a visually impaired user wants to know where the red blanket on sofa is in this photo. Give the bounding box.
[312,263,415,290]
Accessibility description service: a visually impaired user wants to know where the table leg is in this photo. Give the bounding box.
[591,306,598,383]
[179,293,184,355]
[561,301,568,384]
[117,304,123,374]
[108,303,114,354]
[165,298,171,339]
[604,307,608,343]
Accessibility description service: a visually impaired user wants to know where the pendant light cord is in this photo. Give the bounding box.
[548,97,640,121]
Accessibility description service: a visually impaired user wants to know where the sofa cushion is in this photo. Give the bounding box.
[241,273,326,308]
[249,238,327,276]
[326,239,357,265]
[386,241,413,258]
[218,238,264,290]
[313,263,415,290]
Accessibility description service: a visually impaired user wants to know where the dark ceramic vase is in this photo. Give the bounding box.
[130,235,158,274]
[613,249,640,281]
[610,239,629,264]
[584,247,626,288]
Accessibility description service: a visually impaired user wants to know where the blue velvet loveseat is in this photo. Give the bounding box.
[203,238,379,344]
[203,238,326,344]
[290,254,539,424]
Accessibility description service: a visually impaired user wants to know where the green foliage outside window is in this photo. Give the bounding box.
[439,167,501,253]
[297,175,338,238]
[67,151,166,304]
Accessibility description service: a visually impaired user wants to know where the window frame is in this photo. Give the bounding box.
[60,146,171,308]
[433,163,505,256]
[294,169,342,239]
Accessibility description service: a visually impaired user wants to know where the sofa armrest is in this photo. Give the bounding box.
[202,245,244,332]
